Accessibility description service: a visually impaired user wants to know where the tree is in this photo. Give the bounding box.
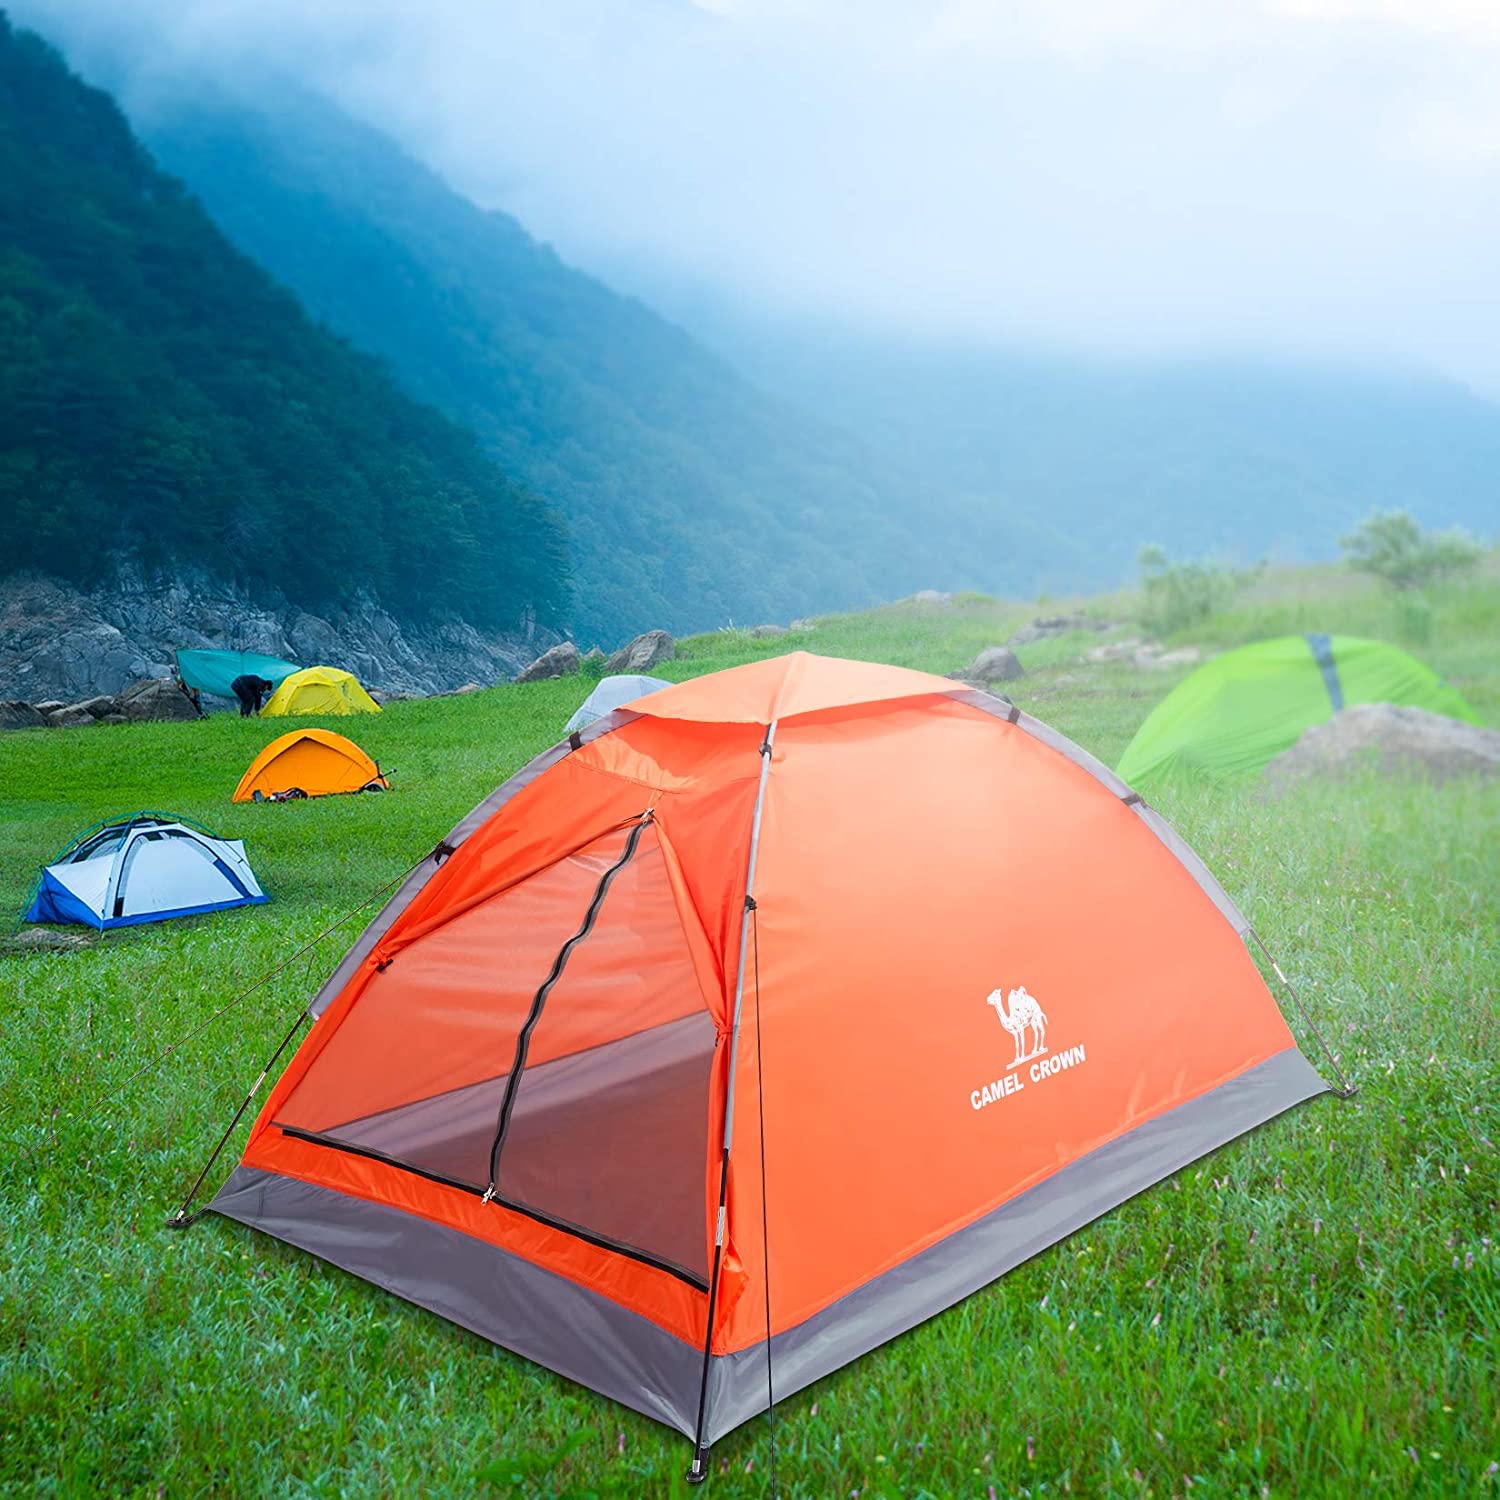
[1339,509,1483,591]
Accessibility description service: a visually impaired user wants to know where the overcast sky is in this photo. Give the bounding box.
[22,0,1500,392]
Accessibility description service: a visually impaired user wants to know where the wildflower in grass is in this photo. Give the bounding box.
[1027,1435,1035,1460]
[615,1430,624,1455]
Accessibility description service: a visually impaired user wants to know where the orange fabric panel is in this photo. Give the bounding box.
[715,698,1295,1352]
[233,729,383,801]
[633,651,962,725]
[276,823,645,1135]
[241,1125,707,1346]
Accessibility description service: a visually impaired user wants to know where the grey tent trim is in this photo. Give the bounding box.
[208,1164,707,1436]
[1304,633,1345,713]
[307,709,638,1018]
[950,689,1250,935]
[208,1048,1323,1448]
[699,1045,1325,1444]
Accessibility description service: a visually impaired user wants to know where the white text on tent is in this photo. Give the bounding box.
[971,1043,1088,1109]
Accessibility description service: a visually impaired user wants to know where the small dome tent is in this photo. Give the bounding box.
[233,730,389,803]
[23,815,266,929]
[261,666,380,717]
[1116,634,1477,787]
[187,652,1334,1475]
[564,673,672,734]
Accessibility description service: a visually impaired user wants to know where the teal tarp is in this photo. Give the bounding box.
[175,649,299,701]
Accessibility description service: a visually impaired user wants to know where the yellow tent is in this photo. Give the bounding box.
[261,665,381,717]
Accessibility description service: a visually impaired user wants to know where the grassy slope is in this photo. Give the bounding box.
[0,567,1496,1497]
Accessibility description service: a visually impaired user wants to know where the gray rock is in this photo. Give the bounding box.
[1265,704,1500,791]
[33,700,64,714]
[789,618,815,632]
[605,630,675,675]
[70,694,120,719]
[47,704,96,728]
[0,700,47,730]
[1085,638,1147,664]
[97,713,130,725]
[580,646,606,668]
[453,682,483,694]
[516,643,581,683]
[749,624,788,638]
[911,590,953,605]
[118,678,201,722]
[1008,613,1112,646]
[960,646,1025,684]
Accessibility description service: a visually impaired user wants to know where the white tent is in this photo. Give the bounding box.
[22,815,266,929]
[564,674,672,734]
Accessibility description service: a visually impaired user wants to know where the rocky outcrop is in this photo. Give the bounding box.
[749,624,788,638]
[1265,704,1500,791]
[954,646,1025,686]
[0,566,547,702]
[605,630,675,675]
[516,643,582,683]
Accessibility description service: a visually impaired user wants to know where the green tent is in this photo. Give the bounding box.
[175,649,300,702]
[1116,634,1478,787]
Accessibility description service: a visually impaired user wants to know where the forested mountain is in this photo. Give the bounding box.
[694,321,1500,578]
[0,16,569,633]
[126,82,1017,642]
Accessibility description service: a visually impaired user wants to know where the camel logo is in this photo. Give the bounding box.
[971,983,1089,1111]
[986,985,1048,1069]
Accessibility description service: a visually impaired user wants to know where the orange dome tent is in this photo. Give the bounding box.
[232,729,388,803]
[179,652,1338,1477]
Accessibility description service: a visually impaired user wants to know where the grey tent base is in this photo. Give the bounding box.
[209,1046,1325,1449]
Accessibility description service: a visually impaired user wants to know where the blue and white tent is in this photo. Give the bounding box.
[564,674,672,734]
[22,815,267,929]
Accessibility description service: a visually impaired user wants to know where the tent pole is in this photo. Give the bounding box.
[165,1008,309,1229]
[1248,928,1357,1098]
[687,720,777,1484]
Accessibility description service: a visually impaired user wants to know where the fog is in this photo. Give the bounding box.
[18,0,1500,392]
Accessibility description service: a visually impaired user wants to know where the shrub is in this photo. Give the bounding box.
[1339,509,1483,591]
[1137,544,1252,637]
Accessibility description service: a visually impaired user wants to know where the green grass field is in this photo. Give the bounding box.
[2,567,1496,1497]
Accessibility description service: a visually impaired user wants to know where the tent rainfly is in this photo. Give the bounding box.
[261,666,380,717]
[564,673,673,734]
[175,649,299,702]
[1116,633,1477,787]
[182,652,1337,1478]
[23,815,266,929]
[233,730,389,803]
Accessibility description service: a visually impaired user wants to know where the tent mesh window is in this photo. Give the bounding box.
[274,822,716,1286]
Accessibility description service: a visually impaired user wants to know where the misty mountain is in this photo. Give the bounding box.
[691,319,1500,577]
[126,80,1038,643]
[0,16,569,633]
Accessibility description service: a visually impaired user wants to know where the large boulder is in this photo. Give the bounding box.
[118,677,201,722]
[0,700,47,731]
[957,646,1025,685]
[1265,704,1500,791]
[605,630,675,675]
[749,624,788,639]
[516,642,582,683]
